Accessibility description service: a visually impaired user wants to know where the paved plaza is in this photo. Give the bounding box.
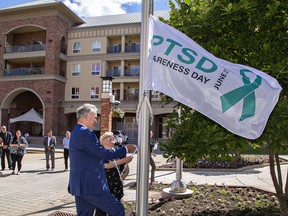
[0,147,287,216]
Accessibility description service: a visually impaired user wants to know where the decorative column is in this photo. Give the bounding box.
[100,77,113,135]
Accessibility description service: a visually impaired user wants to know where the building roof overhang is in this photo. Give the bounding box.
[0,0,84,26]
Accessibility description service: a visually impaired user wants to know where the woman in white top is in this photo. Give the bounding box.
[62,131,70,171]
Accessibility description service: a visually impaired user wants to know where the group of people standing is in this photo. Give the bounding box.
[0,126,71,175]
[0,103,156,216]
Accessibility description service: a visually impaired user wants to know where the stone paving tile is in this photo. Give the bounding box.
[0,153,76,216]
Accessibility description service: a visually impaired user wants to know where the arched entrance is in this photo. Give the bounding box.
[1,89,44,136]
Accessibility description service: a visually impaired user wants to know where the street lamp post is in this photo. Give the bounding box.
[100,76,113,135]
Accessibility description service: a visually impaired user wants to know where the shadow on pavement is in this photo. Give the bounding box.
[21,201,76,216]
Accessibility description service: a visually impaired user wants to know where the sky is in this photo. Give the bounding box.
[0,0,175,17]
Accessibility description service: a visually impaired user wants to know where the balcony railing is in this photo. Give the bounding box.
[124,92,139,100]
[125,44,140,52]
[107,45,121,53]
[5,44,46,53]
[4,67,45,76]
[124,69,140,76]
[106,69,121,77]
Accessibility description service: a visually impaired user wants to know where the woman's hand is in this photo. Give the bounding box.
[123,156,133,164]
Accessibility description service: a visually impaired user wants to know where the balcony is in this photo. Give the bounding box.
[125,44,140,52]
[124,69,140,76]
[5,44,46,53]
[106,69,121,77]
[4,67,45,76]
[107,45,121,53]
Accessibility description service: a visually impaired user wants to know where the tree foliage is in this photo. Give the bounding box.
[161,0,288,214]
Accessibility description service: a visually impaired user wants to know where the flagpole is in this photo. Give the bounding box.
[136,0,153,215]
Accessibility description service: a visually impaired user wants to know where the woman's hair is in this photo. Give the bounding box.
[12,130,22,143]
[99,131,114,145]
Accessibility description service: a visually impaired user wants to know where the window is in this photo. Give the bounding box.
[73,42,81,53]
[72,64,80,76]
[113,66,121,76]
[92,40,101,52]
[91,63,100,76]
[91,87,100,99]
[72,87,80,99]
[130,65,140,76]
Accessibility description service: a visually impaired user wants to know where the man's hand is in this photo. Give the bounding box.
[126,144,136,154]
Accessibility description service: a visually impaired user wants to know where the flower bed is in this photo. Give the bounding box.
[159,155,287,169]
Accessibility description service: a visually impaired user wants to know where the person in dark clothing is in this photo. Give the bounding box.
[0,125,13,170]
[0,137,3,174]
[149,130,156,184]
[10,130,28,175]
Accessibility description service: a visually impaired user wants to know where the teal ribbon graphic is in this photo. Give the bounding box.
[220,69,262,121]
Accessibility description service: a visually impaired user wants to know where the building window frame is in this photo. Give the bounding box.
[72,87,80,99]
[72,64,80,76]
[92,40,101,52]
[73,42,81,53]
[91,63,100,76]
[90,86,100,99]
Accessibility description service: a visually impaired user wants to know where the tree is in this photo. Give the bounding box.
[161,0,288,214]
[160,97,248,165]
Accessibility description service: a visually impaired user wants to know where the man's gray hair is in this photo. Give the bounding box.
[76,103,98,119]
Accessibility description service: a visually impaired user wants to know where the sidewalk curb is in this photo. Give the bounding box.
[27,147,64,154]
[156,162,288,173]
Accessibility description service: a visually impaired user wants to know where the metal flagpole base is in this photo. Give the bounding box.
[162,187,193,199]
[161,180,193,199]
[171,179,187,193]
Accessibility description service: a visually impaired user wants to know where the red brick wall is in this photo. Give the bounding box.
[13,31,46,45]
[0,14,69,136]
[100,98,112,135]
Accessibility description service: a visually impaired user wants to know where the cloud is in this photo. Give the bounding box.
[62,0,142,17]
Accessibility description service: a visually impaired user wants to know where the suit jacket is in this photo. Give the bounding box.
[0,131,13,146]
[68,124,127,196]
[43,135,56,151]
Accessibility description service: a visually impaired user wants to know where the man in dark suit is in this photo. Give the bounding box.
[43,130,56,171]
[68,103,136,216]
[0,125,13,170]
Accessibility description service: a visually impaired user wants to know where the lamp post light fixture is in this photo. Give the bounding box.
[100,76,114,135]
[101,76,113,93]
